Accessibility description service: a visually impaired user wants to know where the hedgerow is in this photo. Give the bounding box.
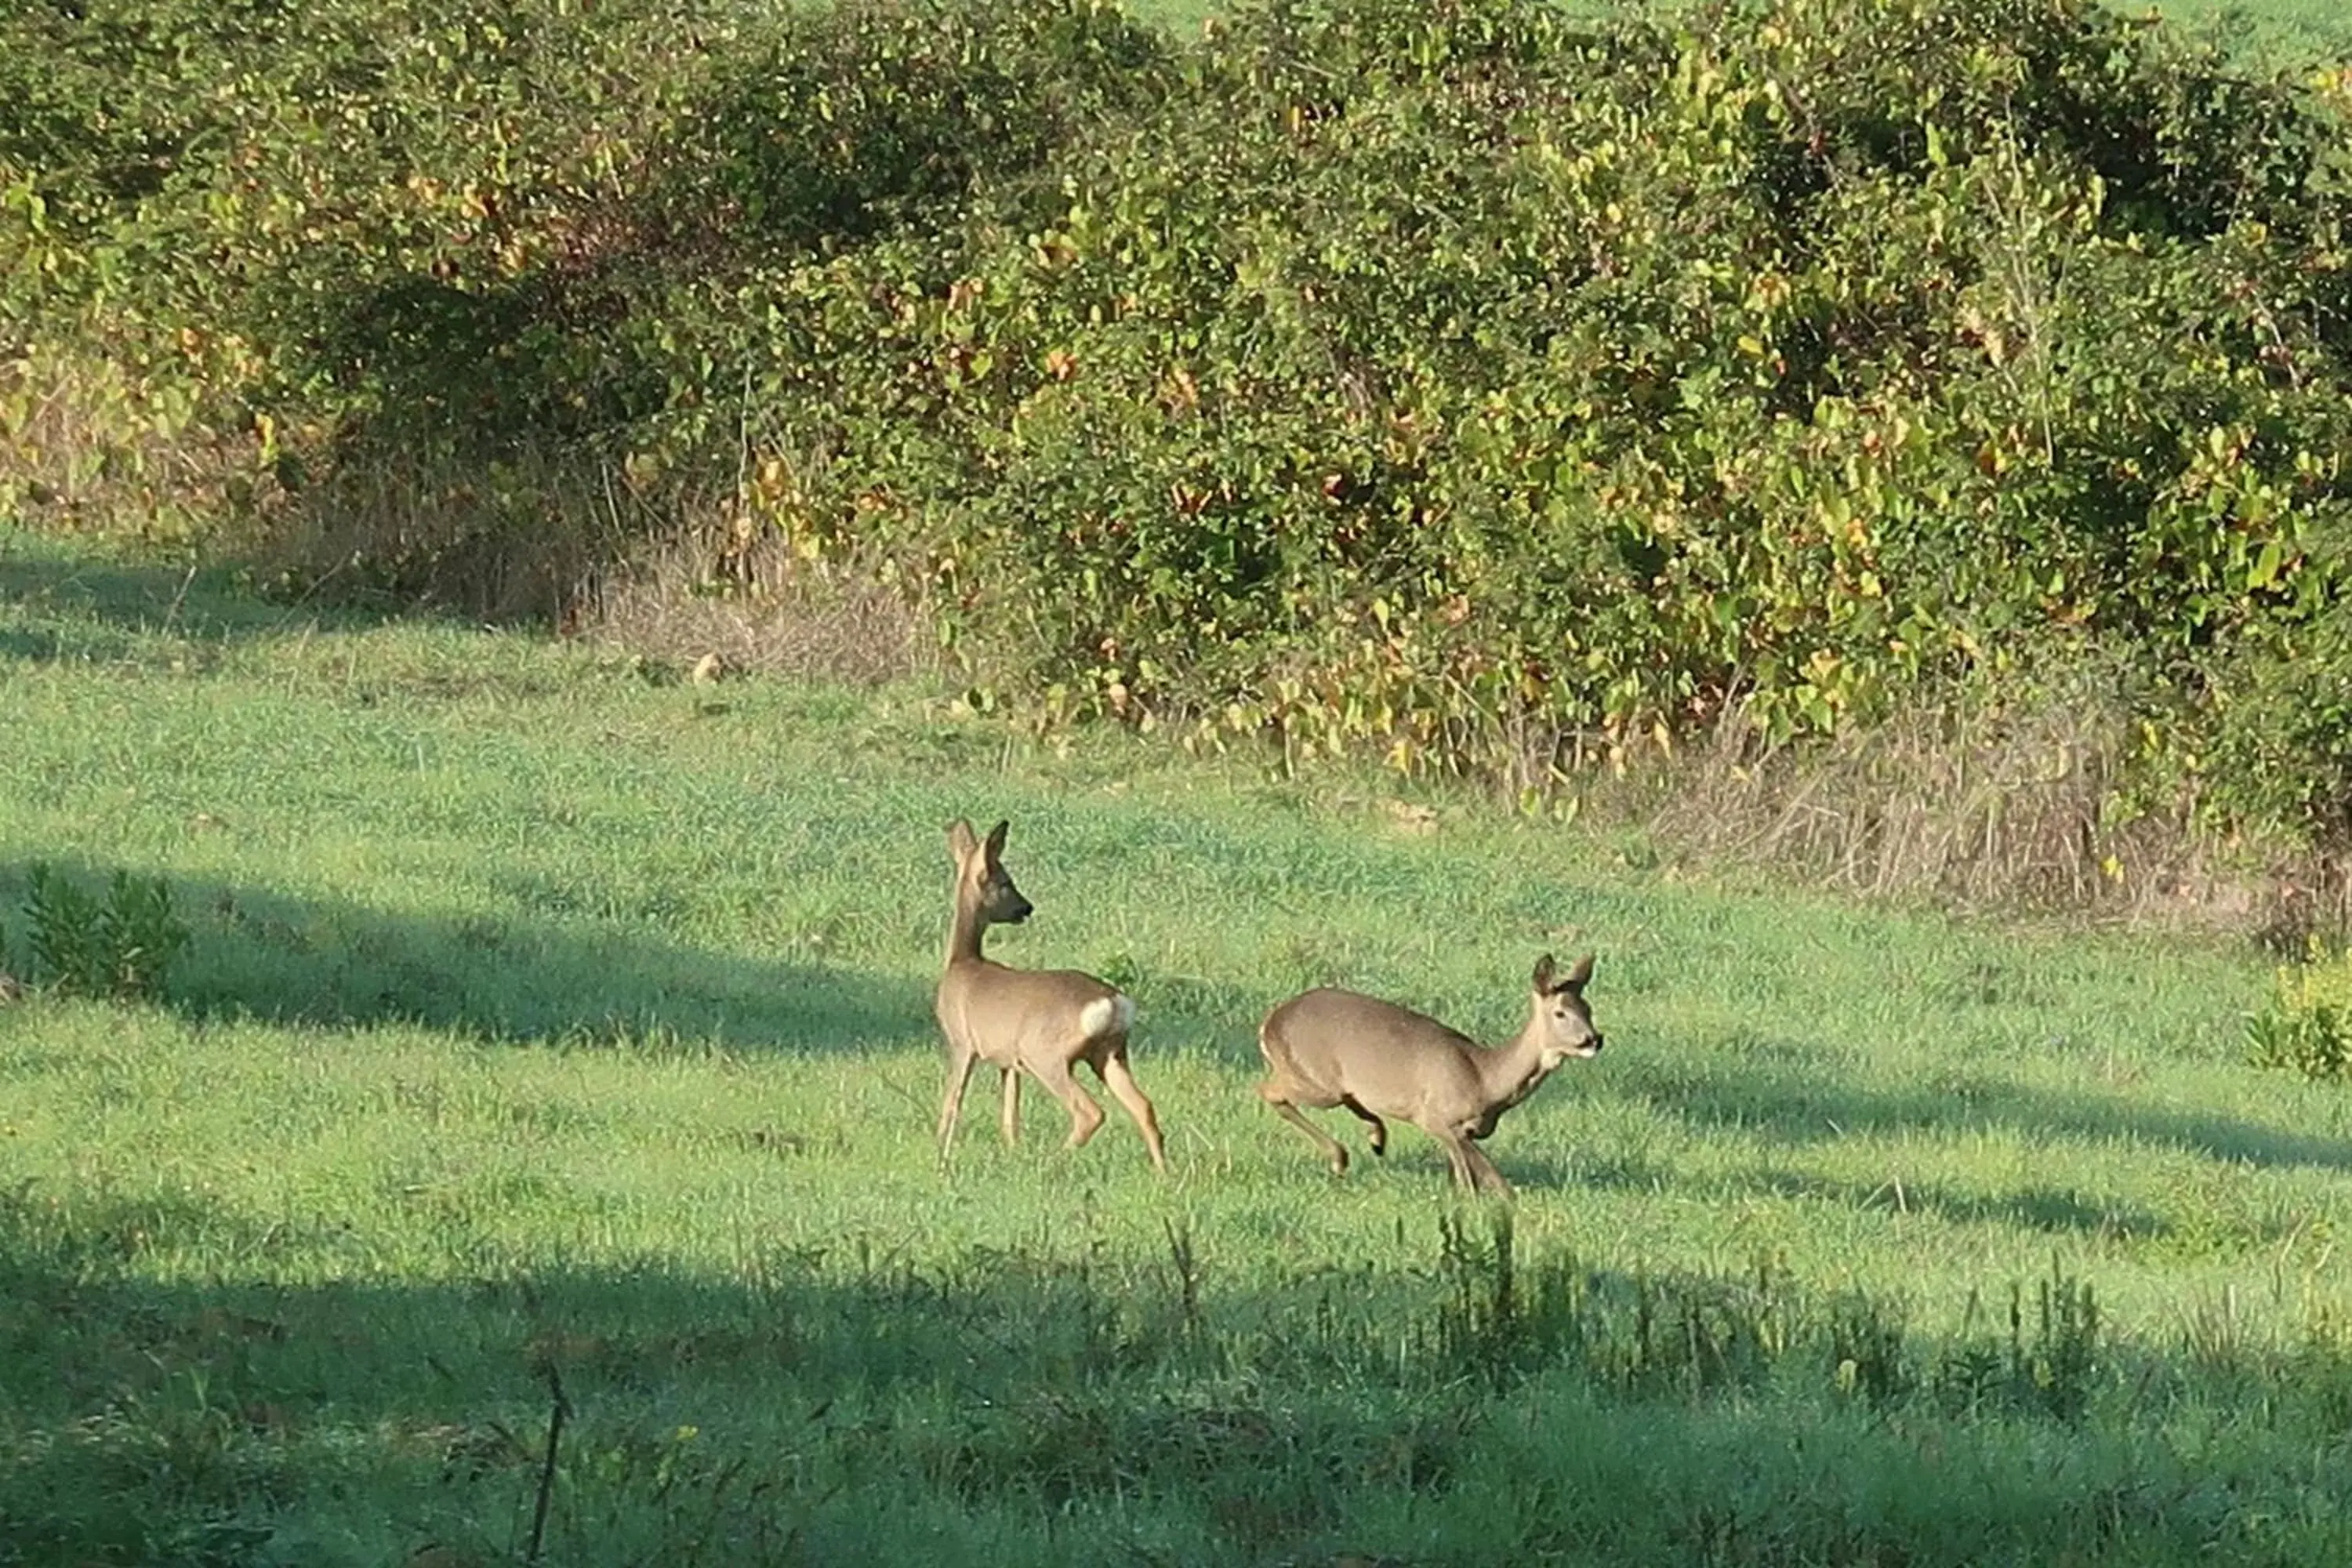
[5,0,2352,858]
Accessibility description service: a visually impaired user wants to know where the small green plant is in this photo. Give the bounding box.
[1828,1290,1912,1409]
[1429,1207,1524,1383]
[23,863,191,1001]
[2245,944,2352,1080]
[1934,1261,2103,1421]
[2245,1005,2352,1080]
[2020,1265,2102,1423]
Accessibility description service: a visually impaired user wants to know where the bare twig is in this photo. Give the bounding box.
[527,1360,572,1565]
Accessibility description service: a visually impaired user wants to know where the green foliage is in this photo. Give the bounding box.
[9,0,2352,850]
[23,863,191,1001]
[2245,1000,2352,1078]
[1428,1239,2105,1424]
[702,0,2352,808]
[2201,575,2352,844]
[2245,942,2352,1078]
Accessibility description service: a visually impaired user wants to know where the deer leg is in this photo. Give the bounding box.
[937,1042,980,1158]
[1338,1094,1388,1157]
[1470,1152,1515,1197]
[1258,1081,1351,1176]
[1440,1129,1514,1197]
[1033,1056,1107,1151]
[1435,1131,1472,1189]
[999,1064,1023,1147]
[1094,1044,1167,1172]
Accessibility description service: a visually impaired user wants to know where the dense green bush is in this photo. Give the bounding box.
[2246,942,2352,1078]
[5,0,2352,853]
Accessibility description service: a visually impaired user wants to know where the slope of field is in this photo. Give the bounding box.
[3,528,2350,1565]
[1152,0,2352,49]
[2143,0,2352,57]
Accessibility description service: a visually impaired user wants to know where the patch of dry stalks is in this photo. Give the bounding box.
[257,448,630,623]
[257,445,931,686]
[584,534,930,688]
[1630,698,2345,944]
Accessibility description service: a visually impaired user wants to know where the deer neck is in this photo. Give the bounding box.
[945,892,989,971]
[1478,1021,1555,1110]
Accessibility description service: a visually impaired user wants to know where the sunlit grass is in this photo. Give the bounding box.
[1129,0,2352,56]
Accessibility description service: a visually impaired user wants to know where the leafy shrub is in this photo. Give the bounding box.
[708,0,2352,823]
[2200,559,2352,848]
[9,0,2352,862]
[2246,943,2352,1079]
[22,864,191,1001]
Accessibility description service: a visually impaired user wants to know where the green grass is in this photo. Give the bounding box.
[2149,0,2352,60]
[3,526,2351,1566]
[1131,0,2352,56]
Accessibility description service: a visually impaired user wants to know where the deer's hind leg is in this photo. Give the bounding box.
[1338,1094,1389,1157]
[1032,1052,1109,1152]
[1258,1079,1352,1176]
[1091,1038,1167,1171]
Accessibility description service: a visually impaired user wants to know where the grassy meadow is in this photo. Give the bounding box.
[2133,0,2350,58]
[1138,0,2352,52]
[3,528,2351,1565]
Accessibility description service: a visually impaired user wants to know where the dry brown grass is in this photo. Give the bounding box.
[1622,695,2344,942]
[257,448,629,623]
[256,440,931,686]
[583,534,930,688]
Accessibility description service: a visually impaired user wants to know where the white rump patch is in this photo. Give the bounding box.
[1079,993,1136,1039]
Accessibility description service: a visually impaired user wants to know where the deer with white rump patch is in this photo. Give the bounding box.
[1255,953,1602,1196]
[935,818,1167,1171]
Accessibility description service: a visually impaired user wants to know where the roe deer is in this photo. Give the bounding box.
[935,818,1167,1171]
[1256,953,1602,1196]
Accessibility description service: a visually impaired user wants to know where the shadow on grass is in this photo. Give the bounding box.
[1624,1047,2352,1176]
[1263,1142,2162,1242]
[1742,1167,2172,1240]
[0,539,401,658]
[0,855,924,1055]
[4,1186,2350,1567]
[1497,1148,2169,1239]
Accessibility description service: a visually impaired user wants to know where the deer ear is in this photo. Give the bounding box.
[1532,953,1557,993]
[947,818,979,860]
[1563,953,1595,989]
[983,819,1011,859]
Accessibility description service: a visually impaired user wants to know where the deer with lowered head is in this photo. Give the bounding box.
[935,818,1167,1171]
[1255,953,1602,1196]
